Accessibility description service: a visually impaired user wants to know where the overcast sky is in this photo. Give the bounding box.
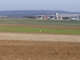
[0,0,79,12]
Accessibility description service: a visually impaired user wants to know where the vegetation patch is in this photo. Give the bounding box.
[0,26,80,35]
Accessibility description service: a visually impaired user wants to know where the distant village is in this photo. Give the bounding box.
[23,13,80,20]
[0,13,80,20]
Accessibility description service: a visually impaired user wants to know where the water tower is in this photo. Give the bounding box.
[79,15,80,19]
[55,13,58,19]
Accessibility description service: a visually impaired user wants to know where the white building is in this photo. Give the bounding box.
[55,13,58,19]
[79,15,80,19]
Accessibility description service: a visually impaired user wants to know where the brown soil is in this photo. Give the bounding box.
[0,40,80,60]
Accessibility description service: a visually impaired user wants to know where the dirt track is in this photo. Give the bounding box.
[0,33,80,42]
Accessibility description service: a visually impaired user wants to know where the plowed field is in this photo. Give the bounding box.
[0,41,80,60]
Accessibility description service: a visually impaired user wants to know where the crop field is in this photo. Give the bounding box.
[0,18,80,34]
[0,26,80,35]
[0,18,80,60]
[0,18,80,26]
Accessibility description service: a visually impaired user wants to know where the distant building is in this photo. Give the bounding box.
[58,17,63,20]
[55,13,58,19]
[42,16,49,20]
[37,16,42,19]
[71,17,77,21]
[79,15,80,19]
[0,16,7,18]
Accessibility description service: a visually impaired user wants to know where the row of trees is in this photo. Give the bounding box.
[23,16,37,19]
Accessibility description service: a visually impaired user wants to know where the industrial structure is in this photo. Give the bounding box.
[79,15,80,19]
[55,13,59,19]
[22,13,80,20]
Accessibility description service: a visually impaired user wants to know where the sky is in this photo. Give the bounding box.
[0,0,80,12]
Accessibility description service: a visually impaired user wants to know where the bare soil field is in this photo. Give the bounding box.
[0,40,80,60]
[0,33,80,42]
[0,33,80,60]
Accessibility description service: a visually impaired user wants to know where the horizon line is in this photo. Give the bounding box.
[0,10,80,12]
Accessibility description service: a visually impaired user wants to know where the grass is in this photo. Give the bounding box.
[0,18,80,26]
[0,26,80,34]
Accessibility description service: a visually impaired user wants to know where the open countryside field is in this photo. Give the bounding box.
[0,18,80,26]
[0,18,80,60]
[0,41,80,60]
[0,26,80,34]
[0,18,80,34]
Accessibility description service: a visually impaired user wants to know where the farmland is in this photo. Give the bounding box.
[0,18,80,34]
[0,26,80,35]
[0,18,80,26]
[0,40,80,60]
[0,18,80,60]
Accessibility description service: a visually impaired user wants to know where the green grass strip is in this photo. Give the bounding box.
[0,26,80,34]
